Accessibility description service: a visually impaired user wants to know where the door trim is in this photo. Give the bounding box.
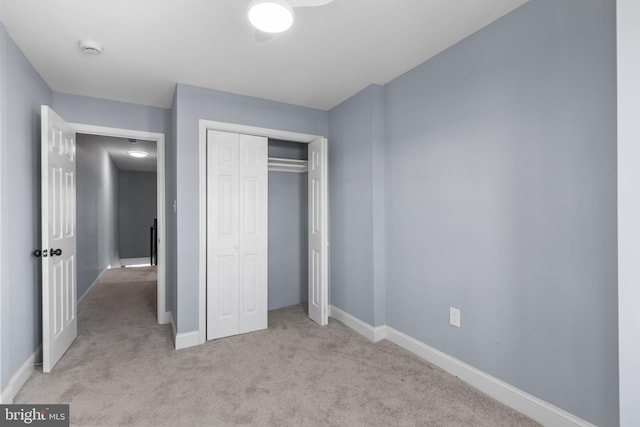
[198,120,328,344]
[69,123,169,325]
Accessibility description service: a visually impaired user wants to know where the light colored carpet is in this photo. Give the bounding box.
[16,267,539,426]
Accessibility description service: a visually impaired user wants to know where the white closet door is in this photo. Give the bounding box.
[308,138,328,326]
[207,131,240,340]
[238,135,268,334]
[207,130,268,340]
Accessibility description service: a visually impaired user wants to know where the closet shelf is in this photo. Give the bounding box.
[268,157,308,173]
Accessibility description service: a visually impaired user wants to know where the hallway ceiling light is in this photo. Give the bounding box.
[128,151,149,158]
[248,0,294,34]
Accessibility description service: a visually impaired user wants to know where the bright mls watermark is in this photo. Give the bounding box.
[0,405,69,426]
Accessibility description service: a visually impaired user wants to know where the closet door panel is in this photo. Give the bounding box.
[308,138,328,326]
[238,134,268,334]
[207,131,240,340]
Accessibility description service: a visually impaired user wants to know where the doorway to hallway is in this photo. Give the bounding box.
[39,105,167,372]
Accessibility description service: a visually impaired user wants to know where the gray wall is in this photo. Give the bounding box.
[118,171,157,259]
[0,24,52,391]
[268,140,308,310]
[76,135,120,299]
[382,0,617,425]
[52,93,171,136]
[174,84,328,332]
[328,84,386,327]
[268,172,307,310]
[268,139,307,160]
[617,0,640,425]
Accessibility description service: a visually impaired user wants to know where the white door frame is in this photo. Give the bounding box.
[70,123,169,325]
[198,119,328,344]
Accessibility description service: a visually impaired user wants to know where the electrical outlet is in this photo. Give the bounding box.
[450,307,461,328]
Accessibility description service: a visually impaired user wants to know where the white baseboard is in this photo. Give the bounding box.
[0,346,41,404]
[385,327,594,427]
[329,305,386,342]
[170,313,199,350]
[158,310,172,325]
[328,305,593,427]
[120,258,152,267]
[175,331,200,350]
[78,267,109,306]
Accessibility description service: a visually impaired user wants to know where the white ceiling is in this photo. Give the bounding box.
[78,134,157,172]
[0,0,528,110]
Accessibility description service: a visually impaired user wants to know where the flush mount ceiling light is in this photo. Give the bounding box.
[128,151,149,158]
[248,0,294,33]
[78,39,103,55]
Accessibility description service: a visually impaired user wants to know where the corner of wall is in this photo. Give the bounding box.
[170,311,199,350]
[370,85,386,327]
[0,346,41,405]
[330,306,595,427]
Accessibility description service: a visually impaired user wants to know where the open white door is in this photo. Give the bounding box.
[308,138,328,325]
[41,106,77,373]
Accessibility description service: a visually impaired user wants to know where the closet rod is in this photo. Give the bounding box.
[268,157,308,173]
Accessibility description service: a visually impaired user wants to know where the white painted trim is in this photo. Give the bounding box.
[0,346,41,404]
[384,327,594,427]
[171,311,199,350]
[69,123,168,325]
[329,305,593,427]
[198,122,208,345]
[70,123,162,142]
[159,310,172,326]
[77,267,108,306]
[329,305,386,342]
[155,128,168,325]
[120,257,151,266]
[198,119,328,345]
[175,331,200,350]
[198,120,318,144]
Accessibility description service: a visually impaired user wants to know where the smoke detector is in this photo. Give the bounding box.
[79,40,103,55]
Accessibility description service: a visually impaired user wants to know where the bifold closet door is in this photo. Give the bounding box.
[207,130,268,340]
[237,135,268,334]
[308,138,328,326]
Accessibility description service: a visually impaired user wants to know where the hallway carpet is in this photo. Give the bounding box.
[16,267,539,426]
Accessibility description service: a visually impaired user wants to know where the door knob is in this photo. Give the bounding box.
[34,249,48,257]
[50,248,62,256]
